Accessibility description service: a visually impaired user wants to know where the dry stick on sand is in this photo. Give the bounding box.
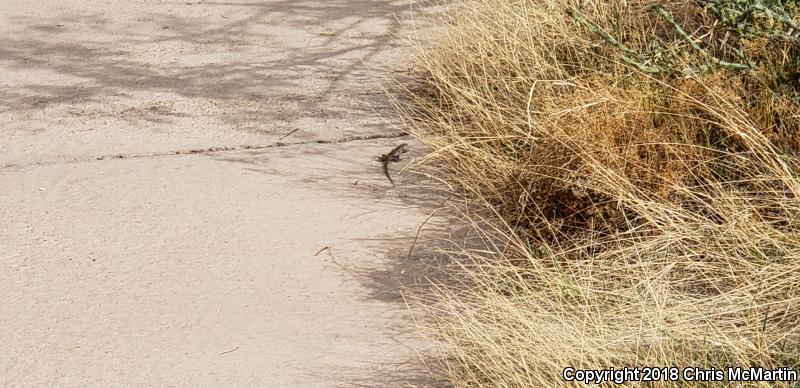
[279,128,300,140]
[218,346,240,356]
[407,208,440,259]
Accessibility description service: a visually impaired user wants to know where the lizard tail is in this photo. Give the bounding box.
[383,163,395,186]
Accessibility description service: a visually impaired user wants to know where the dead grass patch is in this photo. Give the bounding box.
[399,0,800,386]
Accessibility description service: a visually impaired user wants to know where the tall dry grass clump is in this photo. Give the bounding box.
[401,0,800,386]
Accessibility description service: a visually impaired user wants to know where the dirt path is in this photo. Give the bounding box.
[0,1,443,386]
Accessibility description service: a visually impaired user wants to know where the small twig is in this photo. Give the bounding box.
[1,253,22,260]
[219,346,240,356]
[313,246,330,256]
[279,128,300,140]
[407,208,440,259]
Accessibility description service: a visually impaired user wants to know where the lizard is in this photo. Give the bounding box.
[377,143,408,186]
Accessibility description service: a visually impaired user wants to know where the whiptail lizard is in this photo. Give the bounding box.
[377,143,408,186]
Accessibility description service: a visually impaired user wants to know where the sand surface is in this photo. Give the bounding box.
[0,1,444,386]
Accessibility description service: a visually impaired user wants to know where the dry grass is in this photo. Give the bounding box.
[399,0,800,386]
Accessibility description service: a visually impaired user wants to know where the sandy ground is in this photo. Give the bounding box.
[0,1,445,386]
